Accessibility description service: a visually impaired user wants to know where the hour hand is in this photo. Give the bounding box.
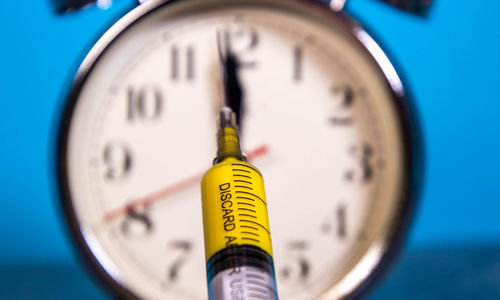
[217,30,244,127]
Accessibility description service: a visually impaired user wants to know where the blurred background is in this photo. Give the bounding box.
[1,0,499,299]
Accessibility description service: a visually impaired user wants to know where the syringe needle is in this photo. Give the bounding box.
[215,31,245,163]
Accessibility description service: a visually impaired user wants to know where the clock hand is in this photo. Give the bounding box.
[103,145,269,222]
[217,30,244,127]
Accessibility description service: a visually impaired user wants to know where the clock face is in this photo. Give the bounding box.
[60,0,415,299]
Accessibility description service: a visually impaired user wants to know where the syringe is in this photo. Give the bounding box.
[201,107,278,300]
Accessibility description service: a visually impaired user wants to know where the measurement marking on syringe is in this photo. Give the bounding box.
[247,280,276,293]
[238,207,256,213]
[239,213,257,219]
[232,168,250,173]
[247,273,266,280]
[249,286,268,294]
[242,237,260,243]
[233,174,251,179]
[241,225,259,231]
[236,196,255,202]
[235,185,253,190]
[237,202,255,207]
[235,191,266,205]
[234,179,252,184]
[241,231,260,237]
[232,163,261,175]
[240,220,270,233]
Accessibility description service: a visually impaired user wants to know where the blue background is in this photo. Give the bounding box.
[0,0,499,298]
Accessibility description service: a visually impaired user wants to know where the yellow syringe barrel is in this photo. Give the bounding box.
[201,156,273,260]
[201,106,278,299]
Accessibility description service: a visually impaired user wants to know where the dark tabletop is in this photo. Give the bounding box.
[1,247,499,299]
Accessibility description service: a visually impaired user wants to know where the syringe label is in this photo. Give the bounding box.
[202,159,273,260]
[219,183,236,233]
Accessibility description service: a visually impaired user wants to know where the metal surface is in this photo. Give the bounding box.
[53,0,433,14]
[52,0,112,13]
[57,0,421,299]
[330,0,348,12]
[378,0,433,16]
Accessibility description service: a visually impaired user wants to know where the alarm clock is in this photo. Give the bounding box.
[57,0,425,298]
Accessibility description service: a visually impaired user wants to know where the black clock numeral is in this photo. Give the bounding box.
[121,206,153,238]
[167,240,192,282]
[321,204,347,240]
[329,84,355,125]
[127,86,163,122]
[103,141,132,180]
[221,25,259,68]
[280,240,310,283]
[293,46,303,82]
[170,45,195,81]
[345,143,374,184]
[337,205,346,239]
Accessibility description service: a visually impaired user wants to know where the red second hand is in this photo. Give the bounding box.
[104,144,269,222]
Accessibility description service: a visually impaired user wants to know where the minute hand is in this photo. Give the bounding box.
[218,31,244,127]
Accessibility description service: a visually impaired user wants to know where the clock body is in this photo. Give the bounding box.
[58,0,419,299]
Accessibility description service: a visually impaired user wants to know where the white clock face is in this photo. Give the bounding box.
[62,0,410,299]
